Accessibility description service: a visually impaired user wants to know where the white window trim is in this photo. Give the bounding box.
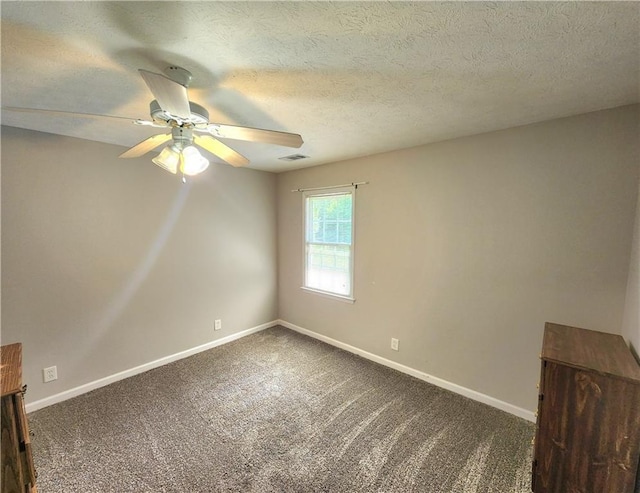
[302,186,355,302]
[300,286,355,303]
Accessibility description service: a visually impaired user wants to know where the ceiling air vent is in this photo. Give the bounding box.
[279,153,309,161]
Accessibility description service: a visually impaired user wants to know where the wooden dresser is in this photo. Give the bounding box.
[1,343,37,493]
[532,323,640,493]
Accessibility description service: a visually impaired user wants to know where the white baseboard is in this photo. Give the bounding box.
[26,320,278,413]
[27,319,536,423]
[277,319,536,423]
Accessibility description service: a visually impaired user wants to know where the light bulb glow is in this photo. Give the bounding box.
[151,146,179,174]
[180,145,210,176]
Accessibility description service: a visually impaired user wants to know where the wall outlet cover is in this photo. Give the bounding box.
[43,366,57,383]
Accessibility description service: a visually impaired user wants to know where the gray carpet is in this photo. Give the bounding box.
[29,326,534,492]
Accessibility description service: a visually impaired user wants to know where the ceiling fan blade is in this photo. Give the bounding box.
[2,106,135,122]
[194,134,249,168]
[205,123,303,148]
[119,133,172,158]
[133,119,170,128]
[138,69,191,119]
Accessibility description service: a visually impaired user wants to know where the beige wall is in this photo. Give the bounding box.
[1,126,278,403]
[622,176,640,357]
[2,105,638,414]
[277,105,640,412]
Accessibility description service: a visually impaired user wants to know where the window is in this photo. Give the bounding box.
[303,187,355,301]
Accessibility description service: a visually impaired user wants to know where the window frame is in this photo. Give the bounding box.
[301,186,356,303]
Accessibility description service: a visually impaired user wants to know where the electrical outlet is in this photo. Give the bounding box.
[214,319,222,331]
[391,338,399,351]
[43,366,57,383]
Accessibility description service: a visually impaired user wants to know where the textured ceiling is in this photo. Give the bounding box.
[2,2,639,172]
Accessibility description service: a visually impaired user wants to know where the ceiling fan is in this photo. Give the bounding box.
[4,66,304,178]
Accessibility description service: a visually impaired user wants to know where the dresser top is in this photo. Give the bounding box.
[0,343,23,396]
[542,323,640,383]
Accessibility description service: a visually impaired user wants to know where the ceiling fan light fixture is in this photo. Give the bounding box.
[180,145,210,176]
[151,145,180,174]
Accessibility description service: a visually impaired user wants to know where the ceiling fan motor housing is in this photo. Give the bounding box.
[149,100,209,126]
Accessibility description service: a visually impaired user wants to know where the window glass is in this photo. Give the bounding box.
[304,189,354,299]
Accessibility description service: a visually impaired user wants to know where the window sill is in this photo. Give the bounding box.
[301,287,355,304]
